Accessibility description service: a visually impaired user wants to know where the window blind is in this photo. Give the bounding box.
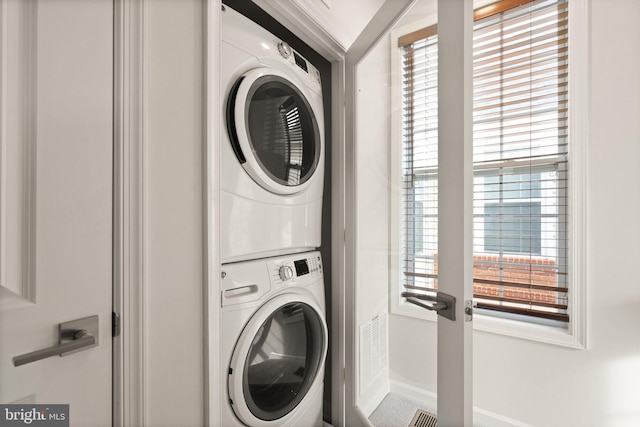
[400,0,569,322]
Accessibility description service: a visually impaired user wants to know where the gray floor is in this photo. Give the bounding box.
[369,393,436,427]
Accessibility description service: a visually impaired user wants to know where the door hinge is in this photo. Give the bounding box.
[112,312,121,337]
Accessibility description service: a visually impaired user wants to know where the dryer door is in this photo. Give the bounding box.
[228,293,327,426]
[227,67,322,195]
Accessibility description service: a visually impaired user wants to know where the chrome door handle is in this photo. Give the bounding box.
[13,315,99,367]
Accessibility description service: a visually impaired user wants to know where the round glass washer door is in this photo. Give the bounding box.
[227,68,322,195]
[228,293,327,426]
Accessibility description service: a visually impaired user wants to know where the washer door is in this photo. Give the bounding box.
[228,293,327,426]
[227,68,322,195]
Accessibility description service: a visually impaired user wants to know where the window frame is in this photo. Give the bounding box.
[389,0,588,348]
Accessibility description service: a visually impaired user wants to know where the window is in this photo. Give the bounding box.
[399,0,569,324]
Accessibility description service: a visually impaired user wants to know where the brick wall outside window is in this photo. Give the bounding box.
[434,254,557,303]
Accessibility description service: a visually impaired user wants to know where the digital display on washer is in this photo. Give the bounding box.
[294,259,309,276]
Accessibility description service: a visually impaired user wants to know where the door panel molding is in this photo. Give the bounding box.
[0,0,37,310]
[113,0,146,425]
[204,1,221,425]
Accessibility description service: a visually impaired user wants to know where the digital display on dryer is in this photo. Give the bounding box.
[293,52,308,73]
[294,259,309,276]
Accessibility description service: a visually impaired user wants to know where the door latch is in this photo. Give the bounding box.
[465,300,473,322]
[112,312,121,337]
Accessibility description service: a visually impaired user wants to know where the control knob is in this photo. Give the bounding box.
[277,41,292,59]
[279,265,294,281]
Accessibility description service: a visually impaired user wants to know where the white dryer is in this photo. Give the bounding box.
[220,251,327,427]
[220,6,325,264]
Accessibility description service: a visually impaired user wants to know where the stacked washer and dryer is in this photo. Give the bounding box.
[219,5,327,427]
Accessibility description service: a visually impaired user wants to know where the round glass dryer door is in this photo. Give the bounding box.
[228,294,327,425]
[227,68,322,195]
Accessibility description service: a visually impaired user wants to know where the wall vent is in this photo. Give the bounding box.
[358,312,388,391]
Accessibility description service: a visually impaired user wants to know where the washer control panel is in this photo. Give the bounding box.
[268,251,323,287]
[278,265,295,281]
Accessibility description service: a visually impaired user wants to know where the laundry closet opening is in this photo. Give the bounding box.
[220,0,333,422]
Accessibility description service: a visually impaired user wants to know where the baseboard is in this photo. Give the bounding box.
[358,373,391,418]
[390,380,533,427]
[389,380,437,414]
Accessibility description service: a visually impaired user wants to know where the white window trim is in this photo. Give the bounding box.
[389,0,588,349]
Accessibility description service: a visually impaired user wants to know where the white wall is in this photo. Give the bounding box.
[385,0,640,425]
[276,0,386,50]
[357,36,393,327]
[145,1,205,425]
[356,33,394,413]
[306,0,385,49]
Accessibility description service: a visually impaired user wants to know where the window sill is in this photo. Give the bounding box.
[391,303,586,349]
[473,310,585,349]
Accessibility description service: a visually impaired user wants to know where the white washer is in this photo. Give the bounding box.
[220,251,327,427]
[220,6,325,264]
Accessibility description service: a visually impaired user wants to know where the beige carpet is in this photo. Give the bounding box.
[369,393,436,427]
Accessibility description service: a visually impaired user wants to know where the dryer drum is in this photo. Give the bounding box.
[241,302,324,421]
[227,74,321,189]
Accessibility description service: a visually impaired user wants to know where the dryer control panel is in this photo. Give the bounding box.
[269,39,322,95]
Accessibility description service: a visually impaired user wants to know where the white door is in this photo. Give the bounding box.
[0,0,113,425]
[344,0,473,426]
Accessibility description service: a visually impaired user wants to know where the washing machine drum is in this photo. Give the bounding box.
[228,294,327,425]
[227,68,322,195]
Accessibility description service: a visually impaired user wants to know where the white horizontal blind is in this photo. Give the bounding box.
[400,0,569,322]
[401,30,439,294]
